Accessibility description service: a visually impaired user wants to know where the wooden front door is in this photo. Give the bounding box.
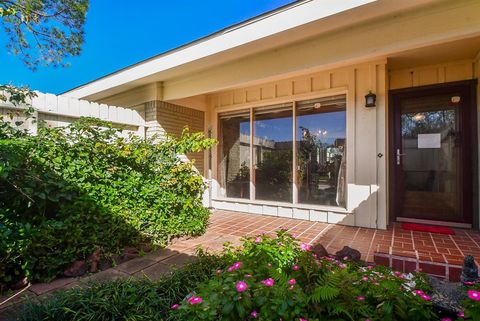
[390,80,477,226]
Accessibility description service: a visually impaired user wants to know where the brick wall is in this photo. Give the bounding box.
[145,100,205,173]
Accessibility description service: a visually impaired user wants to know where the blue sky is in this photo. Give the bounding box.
[239,111,346,143]
[0,1,293,94]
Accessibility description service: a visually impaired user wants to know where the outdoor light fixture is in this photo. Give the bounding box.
[365,91,376,107]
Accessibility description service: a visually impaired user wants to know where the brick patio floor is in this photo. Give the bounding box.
[209,210,480,281]
[3,209,480,318]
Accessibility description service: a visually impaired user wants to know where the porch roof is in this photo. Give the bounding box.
[61,0,440,102]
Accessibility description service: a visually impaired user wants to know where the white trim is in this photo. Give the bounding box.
[396,217,472,229]
[212,196,349,213]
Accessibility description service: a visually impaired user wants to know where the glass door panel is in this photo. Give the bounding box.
[296,96,346,206]
[253,104,293,202]
[399,94,461,221]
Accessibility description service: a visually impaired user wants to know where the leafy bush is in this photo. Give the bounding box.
[15,251,226,321]
[176,231,437,321]
[0,116,215,284]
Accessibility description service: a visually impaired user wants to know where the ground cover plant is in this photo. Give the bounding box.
[14,251,225,321]
[0,109,215,286]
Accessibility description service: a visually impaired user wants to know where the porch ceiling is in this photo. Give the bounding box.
[388,36,480,70]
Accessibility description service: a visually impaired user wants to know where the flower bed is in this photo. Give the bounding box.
[175,230,439,320]
[14,230,480,321]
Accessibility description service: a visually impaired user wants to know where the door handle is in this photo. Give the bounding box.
[396,148,406,165]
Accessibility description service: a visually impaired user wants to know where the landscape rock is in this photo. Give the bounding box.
[64,260,87,277]
[311,243,329,258]
[88,248,102,273]
[428,276,464,318]
[10,277,28,290]
[124,246,139,255]
[335,246,361,262]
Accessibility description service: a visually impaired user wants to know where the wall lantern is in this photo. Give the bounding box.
[365,91,377,107]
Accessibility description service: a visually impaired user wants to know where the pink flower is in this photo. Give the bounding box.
[440,318,452,321]
[289,285,295,290]
[464,281,475,285]
[251,310,258,318]
[188,296,203,305]
[367,265,374,270]
[171,304,179,310]
[288,278,296,285]
[414,290,425,296]
[216,269,222,274]
[245,274,252,278]
[338,263,346,269]
[299,318,308,321]
[293,265,299,271]
[292,233,298,238]
[356,296,365,301]
[300,243,311,251]
[236,281,248,292]
[458,311,465,318]
[362,276,369,282]
[254,237,262,243]
[228,261,242,272]
[261,278,275,287]
[394,271,402,277]
[421,294,431,301]
[468,290,480,301]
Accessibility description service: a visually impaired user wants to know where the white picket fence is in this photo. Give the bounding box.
[0,91,145,135]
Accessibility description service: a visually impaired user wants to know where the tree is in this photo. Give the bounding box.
[0,0,89,70]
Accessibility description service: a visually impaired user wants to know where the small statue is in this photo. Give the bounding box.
[461,255,478,284]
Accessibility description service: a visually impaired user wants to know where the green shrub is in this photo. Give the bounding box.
[176,231,437,321]
[15,251,226,321]
[0,116,215,284]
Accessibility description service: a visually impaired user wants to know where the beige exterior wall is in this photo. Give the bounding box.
[206,61,388,228]
[389,60,477,90]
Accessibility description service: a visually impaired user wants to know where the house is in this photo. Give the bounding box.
[63,0,480,230]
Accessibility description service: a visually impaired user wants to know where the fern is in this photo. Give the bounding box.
[309,285,340,303]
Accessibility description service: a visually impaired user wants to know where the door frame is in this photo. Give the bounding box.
[388,80,478,227]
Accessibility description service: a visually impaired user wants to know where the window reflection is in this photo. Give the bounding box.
[296,96,346,206]
[219,111,250,199]
[254,104,293,202]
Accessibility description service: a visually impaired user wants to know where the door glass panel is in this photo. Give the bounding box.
[296,96,346,206]
[254,104,293,202]
[400,94,460,221]
[219,111,250,199]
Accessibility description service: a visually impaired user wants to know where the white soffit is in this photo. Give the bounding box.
[63,0,378,99]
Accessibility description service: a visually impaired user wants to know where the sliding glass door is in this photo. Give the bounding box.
[217,94,346,207]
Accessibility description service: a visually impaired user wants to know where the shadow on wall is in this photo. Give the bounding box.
[153,101,206,173]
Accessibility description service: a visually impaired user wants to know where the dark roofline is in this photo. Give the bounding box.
[61,0,307,95]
